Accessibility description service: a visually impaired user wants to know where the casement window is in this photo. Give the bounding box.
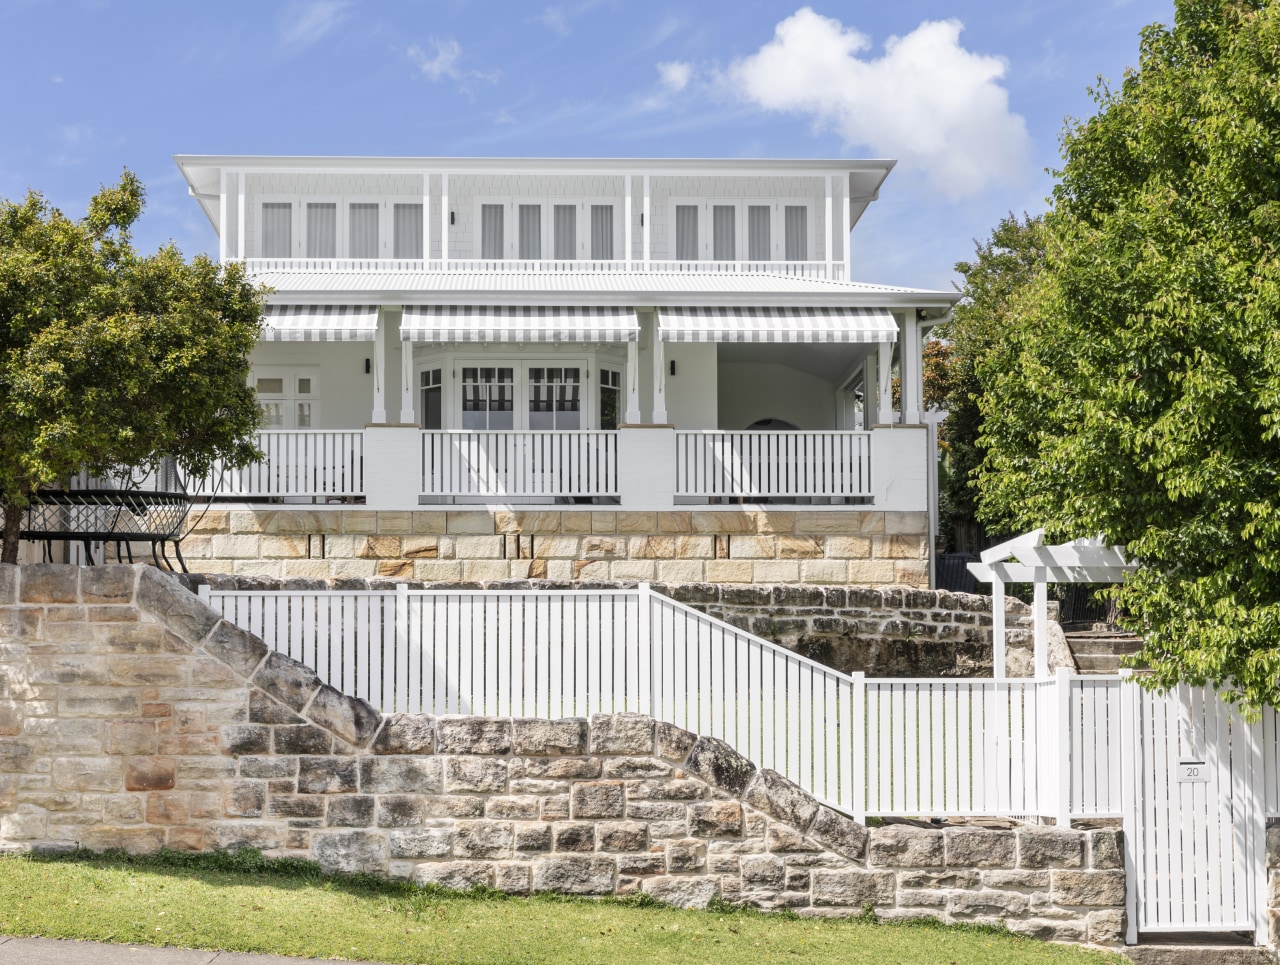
[481,204,505,259]
[461,367,514,430]
[420,367,443,429]
[306,203,337,258]
[669,199,815,262]
[784,205,808,261]
[518,204,542,259]
[261,203,293,257]
[475,199,620,260]
[599,368,621,430]
[528,367,581,430]
[394,203,423,259]
[348,203,379,258]
[252,368,319,429]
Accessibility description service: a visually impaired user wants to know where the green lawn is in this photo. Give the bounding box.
[0,850,1124,965]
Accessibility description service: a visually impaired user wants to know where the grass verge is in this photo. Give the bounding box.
[0,849,1125,964]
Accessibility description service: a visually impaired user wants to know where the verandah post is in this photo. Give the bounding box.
[1055,666,1072,828]
[851,671,867,824]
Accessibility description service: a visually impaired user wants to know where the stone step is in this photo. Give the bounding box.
[1067,637,1144,656]
[1075,654,1125,674]
[1124,942,1275,965]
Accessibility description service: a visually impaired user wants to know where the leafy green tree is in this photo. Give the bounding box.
[934,213,1046,550]
[0,172,263,564]
[976,0,1280,709]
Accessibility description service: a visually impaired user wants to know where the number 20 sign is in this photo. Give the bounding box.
[1177,761,1209,783]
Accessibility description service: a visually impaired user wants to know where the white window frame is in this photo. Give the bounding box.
[666,197,816,263]
[255,194,422,259]
[472,197,623,262]
[438,350,603,429]
[250,365,321,429]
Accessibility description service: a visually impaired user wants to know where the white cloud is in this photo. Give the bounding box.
[540,5,569,36]
[279,0,350,47]
[721,8,1030,199]
[656,61,691,93]
[406,38,500,90]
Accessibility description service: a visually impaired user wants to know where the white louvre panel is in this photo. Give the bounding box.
[261,305,379,342]
[658,305,897,343]
[401,305,639,343]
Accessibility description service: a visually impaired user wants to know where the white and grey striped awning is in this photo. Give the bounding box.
[401,306,639,343]
[657,306,898,343]
[261,305,379,342]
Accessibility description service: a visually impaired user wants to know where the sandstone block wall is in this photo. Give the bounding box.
[0,563,1119,943]
[165,508,929,588]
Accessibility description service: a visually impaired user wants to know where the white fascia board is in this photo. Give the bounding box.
[175,158,223,233]
[979,528,1045,565]
[262,289,954,310]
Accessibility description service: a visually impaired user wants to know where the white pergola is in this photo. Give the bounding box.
[967,529,1138,678]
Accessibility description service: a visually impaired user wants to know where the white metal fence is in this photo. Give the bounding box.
[200,583,1160,821]
[420,430,618,500]
[190,430,364,500]
[674,430,872,499]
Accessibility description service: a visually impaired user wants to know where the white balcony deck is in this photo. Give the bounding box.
[195,428,889,506]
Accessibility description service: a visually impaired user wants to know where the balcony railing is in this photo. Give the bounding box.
[675,430,872,499]
[190,430,364,500]
[237,257,846,280]
[421,430,619,499]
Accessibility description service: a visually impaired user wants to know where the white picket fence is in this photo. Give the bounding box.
[202,583,1179,821]
[674,430,872,499]
[420,430,618,499]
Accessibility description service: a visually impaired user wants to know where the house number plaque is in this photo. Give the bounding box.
[1177,761,1209,783]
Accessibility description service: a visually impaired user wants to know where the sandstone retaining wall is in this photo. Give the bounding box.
[0,563,1119,943]
[165,508,929,588]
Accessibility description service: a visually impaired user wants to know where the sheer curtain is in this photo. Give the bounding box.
[785,206,808,261]
[748,205,771,261]
[393,203,423,259]
[481,204,504,259]
[306,203,336,258]
[261,203,292,257]
[713,205,736,261]
[554,205,576,260]
[676,205,698,260]
[591,205,614,260]
[349,203,379,258]
[519,204,542,259]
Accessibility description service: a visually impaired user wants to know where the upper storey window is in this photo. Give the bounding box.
[476,199,619,261]
[256,198,424,259]
[394,204,423,259]
[262,203,292,258]
[670,199,813,262]
[306,203,337,258]
[349,203,379,258]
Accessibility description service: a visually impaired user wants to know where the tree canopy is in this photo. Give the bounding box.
[975,0,1280,709]
[0,172,264,564]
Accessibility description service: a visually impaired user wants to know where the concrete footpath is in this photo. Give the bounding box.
[0,935,397,964]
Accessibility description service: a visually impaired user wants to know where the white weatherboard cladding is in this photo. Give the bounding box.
[247,341,372,430]
[663,342,717,429]
[400,305,639,343]
[658,306,897,343]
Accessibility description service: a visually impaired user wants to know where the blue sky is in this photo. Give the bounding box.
[0,0,1172,290]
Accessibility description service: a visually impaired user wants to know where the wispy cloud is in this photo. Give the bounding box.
[279,0,350,48]
[717,7,1031,199]
[536,0,607,36]
[405,38,500,91]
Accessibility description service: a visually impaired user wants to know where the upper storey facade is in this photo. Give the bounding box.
[176,157,895,281]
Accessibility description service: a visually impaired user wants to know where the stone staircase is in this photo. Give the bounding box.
[1065,624,1144,675]
[1124,938,1276,964]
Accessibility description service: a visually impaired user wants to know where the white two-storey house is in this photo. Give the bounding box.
[173,156,957,588]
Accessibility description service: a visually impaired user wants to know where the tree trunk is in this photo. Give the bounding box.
[1,500,23,565]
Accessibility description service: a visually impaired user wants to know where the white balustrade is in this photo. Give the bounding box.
[190,430,364,499]
[675,430,872,499]
[236,257,844,280]
[203,583,1142,820]
[421,430,618,499]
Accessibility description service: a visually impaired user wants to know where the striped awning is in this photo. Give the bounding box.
[261,305,379,342]
[657,306,898,343]
[401,305,639,343]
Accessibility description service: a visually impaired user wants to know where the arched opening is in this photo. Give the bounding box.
[744,418,799,431]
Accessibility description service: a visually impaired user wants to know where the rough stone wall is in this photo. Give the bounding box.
[180,574,1061,679]
[167,508,929,588]
[0,563,1121,943]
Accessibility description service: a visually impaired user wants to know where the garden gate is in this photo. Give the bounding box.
[1121,681,1267,943]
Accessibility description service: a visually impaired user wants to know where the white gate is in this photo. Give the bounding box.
[1122,681,1267,942]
